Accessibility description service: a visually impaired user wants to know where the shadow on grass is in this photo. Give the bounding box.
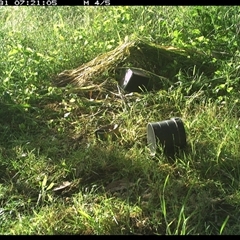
[180,141,240,234]
[1,95,239,234]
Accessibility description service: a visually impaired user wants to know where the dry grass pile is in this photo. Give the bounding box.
[53,37,216,92]
[54,38,135,88]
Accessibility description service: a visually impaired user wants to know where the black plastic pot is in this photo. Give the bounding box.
[147,117,186,156]
[118,68,152,92]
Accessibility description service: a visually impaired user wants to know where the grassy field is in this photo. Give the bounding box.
[1,6,240,235]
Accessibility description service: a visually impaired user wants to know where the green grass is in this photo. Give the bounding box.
[1,6,240,235]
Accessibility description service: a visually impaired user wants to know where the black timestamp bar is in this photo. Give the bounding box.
[0,0,58,5]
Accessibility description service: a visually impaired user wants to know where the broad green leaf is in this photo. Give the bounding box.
[8,48,18,56]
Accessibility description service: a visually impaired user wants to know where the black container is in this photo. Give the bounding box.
[147,117,186,156]
[118,68,152,92]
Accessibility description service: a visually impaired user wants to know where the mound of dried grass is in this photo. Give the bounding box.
[54,39,136,88]
[53,37,216,91]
